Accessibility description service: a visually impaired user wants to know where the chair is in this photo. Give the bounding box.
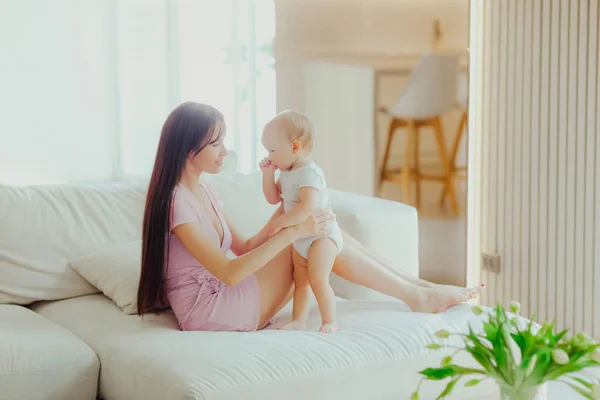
[378,52,461,215]
[440,71,469,207]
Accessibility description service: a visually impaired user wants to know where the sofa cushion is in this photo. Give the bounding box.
[0,181,148,304]
[0,304,99,400]
[69,239,142,314]
[32,294,505,400]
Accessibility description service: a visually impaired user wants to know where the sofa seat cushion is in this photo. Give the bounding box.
[0,305,99,400]
[31,294,513,400]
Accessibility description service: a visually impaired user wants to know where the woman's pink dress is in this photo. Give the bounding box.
[163,180,262,331]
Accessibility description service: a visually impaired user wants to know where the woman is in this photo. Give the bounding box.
[137,102,480,332]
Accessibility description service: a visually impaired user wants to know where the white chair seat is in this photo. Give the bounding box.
[388,52,461,120]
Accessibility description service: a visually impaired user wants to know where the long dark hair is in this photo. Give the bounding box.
[137,102,224,316]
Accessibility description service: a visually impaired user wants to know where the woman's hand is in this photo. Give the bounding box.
[286,208,336,241]
[269,215,288,237]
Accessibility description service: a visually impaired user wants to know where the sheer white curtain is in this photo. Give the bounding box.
[0,1,118,185]
[116,0,275,177]
[0,0,273,185]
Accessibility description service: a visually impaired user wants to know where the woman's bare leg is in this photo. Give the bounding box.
[255,245,295,328]
[332,230,480,313]
[341,231,479,292]
[279,256,311,331]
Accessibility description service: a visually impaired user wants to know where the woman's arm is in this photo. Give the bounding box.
[226,205,285,256]
[172,208,333,286]
[173,219,296,286]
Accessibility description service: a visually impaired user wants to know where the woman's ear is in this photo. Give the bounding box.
[292,140,301,154]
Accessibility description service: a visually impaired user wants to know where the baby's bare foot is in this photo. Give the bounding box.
[319,322,339,333]
[279,320,307,331]
[408,287,482,314]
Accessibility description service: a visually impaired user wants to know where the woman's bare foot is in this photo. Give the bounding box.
[441,284,485,293]
[279,320,307,331]
[407,287,482,314]
[319,321,339,333]
[422,281,485,293]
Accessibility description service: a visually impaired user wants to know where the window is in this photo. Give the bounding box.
[117,0,275,177]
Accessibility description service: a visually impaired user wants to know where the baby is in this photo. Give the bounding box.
[260,110,343,333]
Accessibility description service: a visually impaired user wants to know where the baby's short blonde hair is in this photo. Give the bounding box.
[269,110,315,152]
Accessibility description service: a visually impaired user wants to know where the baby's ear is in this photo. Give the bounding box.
[291,139,301,154]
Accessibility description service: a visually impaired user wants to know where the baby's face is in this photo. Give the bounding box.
[261,122,295,171]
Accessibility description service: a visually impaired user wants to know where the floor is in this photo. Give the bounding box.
[379,176,469,287]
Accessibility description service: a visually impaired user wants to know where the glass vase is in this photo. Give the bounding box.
[498,382,547,400]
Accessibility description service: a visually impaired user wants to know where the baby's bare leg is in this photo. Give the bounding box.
[308,238,339,333]
[279,255,311,331]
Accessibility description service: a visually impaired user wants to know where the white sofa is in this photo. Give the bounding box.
[0,162,503,400]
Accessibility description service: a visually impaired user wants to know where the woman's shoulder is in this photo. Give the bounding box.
[170,184,203,228]
[199,178,224,208]
[172,183,195,207]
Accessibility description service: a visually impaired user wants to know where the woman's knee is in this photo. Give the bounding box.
[256,245,294,285]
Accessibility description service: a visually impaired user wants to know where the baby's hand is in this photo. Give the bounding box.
[259,157,275,173]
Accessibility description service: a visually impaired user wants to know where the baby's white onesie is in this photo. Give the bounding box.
[278,161,343,259]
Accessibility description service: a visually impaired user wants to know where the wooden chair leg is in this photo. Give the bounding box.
[433,117,459,215]
[379,119,397,193]
[414,123,421,210]
[440,110,467,206]
[450,110,468,167]
[403,120,417,205]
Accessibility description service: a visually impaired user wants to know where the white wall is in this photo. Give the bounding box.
[0,1,118,184]
[303,62,376,196]
[274,0,470,60]
[470,0,600,336]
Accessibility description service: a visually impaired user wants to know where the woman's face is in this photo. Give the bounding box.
[188,123,228,174]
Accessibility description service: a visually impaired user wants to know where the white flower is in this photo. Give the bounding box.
[509,301,521,314]
[575,331,595,344]
[525,354,538,376]
[502,325,522,365]
[573,331,595,348]
[551,349,569,365]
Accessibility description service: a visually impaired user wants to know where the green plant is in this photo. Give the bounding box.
[412,301,600,400]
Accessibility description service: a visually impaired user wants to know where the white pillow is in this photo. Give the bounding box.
[69,240,142,315]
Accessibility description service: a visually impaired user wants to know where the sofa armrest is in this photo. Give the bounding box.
[329,189,419,301]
